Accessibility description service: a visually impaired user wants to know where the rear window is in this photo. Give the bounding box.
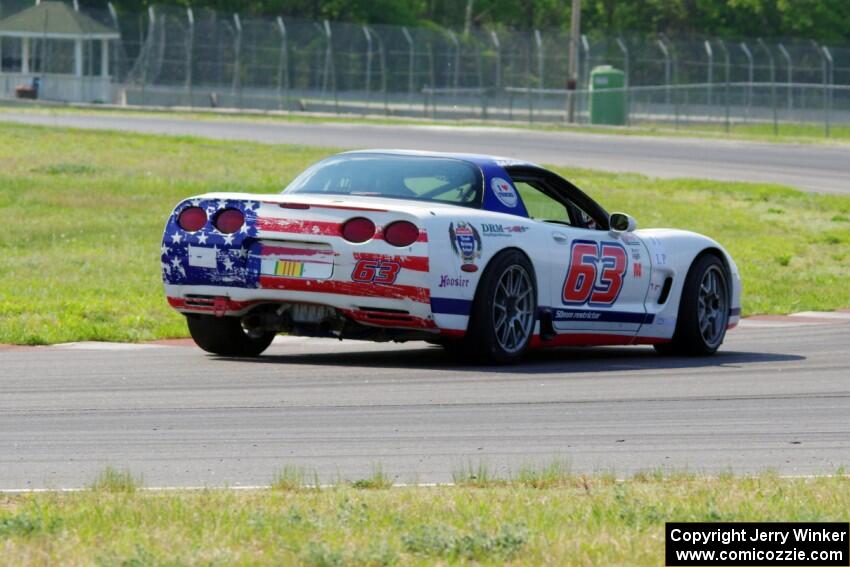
[282,154,482,206]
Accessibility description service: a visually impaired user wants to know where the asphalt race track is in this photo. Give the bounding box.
[2,110,850,194]
[2,111,849,489]
[2,319,849,489]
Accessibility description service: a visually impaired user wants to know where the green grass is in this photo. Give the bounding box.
[0,122,848,344]
[3,102,850,146]
[0,471,847,565]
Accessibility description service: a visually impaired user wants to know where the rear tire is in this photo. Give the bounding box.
[464,250,537,364]
[186,314,275,357]
[655,254,729,356]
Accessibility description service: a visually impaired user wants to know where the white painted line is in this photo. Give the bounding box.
[52,342,169,351]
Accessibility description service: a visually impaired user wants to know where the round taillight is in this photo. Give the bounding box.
[215,209,245,234]
[383,221,420,247]
[178,207,207,232]
[341,217,376,243]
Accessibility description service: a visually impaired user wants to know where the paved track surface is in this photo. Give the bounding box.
[2,111,850,194]
[2,321,849,489]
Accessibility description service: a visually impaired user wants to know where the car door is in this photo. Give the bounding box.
[511,174,652,337]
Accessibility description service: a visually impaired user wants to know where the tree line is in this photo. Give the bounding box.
[102,0,849,42]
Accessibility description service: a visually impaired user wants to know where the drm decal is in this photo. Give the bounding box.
[438,275,471,288]
[449,222,482,265]
[481,223,530,237]
[490,177,518,208]
[562,240,628,307]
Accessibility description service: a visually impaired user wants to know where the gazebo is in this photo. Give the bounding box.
[0,1,120,102]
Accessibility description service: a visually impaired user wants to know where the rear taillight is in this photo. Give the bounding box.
[383,221,419,247]
[215,209,245,234]
[178,207,207,232]
[341,217,376,243]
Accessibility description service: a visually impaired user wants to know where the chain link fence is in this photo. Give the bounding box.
[1,1,848,135]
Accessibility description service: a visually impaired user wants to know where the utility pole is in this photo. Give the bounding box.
[567,0,581,122]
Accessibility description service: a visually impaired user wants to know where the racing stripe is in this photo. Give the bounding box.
[256,218,340,236]
[353,252,429,272]
[259,276,430,303]
[256,217,428,243]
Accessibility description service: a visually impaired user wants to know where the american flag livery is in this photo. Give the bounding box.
[162,150,743,362]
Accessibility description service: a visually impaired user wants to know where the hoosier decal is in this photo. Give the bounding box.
[449,222,482,264]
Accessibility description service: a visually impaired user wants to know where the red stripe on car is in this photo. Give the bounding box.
[259,276,430,303]
[256,217,341,236]
[256,217,428,243]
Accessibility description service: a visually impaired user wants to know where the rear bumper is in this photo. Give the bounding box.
[164,283,439,332]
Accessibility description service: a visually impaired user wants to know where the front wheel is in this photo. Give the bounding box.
[186,314,275,357]
[655,254,730,356]
[464,250,537,364]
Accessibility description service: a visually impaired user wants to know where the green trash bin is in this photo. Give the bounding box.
[589,66,627,126]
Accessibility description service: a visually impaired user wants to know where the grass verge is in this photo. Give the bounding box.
[1,122,848,344]
[0,470,847,565]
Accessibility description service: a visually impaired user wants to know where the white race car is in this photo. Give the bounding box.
[161,150,741,363]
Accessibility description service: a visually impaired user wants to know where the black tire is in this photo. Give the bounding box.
[655,253,730,356]
[186,314,275,357]
[463,249,537,364]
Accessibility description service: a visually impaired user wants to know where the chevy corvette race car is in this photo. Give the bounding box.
[161,150,741,363]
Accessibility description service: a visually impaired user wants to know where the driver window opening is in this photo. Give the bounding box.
[513,179,600,230]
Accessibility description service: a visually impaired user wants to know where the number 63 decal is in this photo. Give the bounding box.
[562,240,627,306]
[352,259,401,284]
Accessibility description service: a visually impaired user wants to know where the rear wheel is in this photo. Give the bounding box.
[462,250,537,364]
[186,314,275,357]
[655,254,729,356]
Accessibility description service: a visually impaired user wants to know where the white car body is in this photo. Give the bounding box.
[161,151,742,351]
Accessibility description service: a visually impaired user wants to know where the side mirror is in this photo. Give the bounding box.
[609,212,637,233]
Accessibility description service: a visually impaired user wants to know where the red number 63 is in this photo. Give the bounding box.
[562,240,627,306]
[352,259,401,284]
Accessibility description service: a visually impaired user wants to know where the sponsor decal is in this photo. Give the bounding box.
[438,275,471,288]
[449,222,482,264]
[481,223,530,237]
[490,177,518,208]
[633,262,642,278]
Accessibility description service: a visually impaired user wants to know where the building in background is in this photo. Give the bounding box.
[0,1,120,102]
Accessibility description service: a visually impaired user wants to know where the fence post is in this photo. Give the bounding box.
[757,39,777,136]
[703,40,713,107]
[739,42,753,119]
[616,37,629,125]
[715,39,730,133]
[231,13,241,107]
[140,6,156,106]
[275,16,288,111]
[657,38,671,106]
[534,29,544,103]
[107,2,119,80]
[402,27,415,104]
[362,25,372,112]
[777,43,792,111]
[447,30,460,94]
[185,7,193,107]
[490,30,501,90]
[323,20,337,113]
[817,45,833,138]
[580,34,590,122]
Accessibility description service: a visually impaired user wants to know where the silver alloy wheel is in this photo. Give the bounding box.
[698,265,728,348]
[492,265,535,354]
